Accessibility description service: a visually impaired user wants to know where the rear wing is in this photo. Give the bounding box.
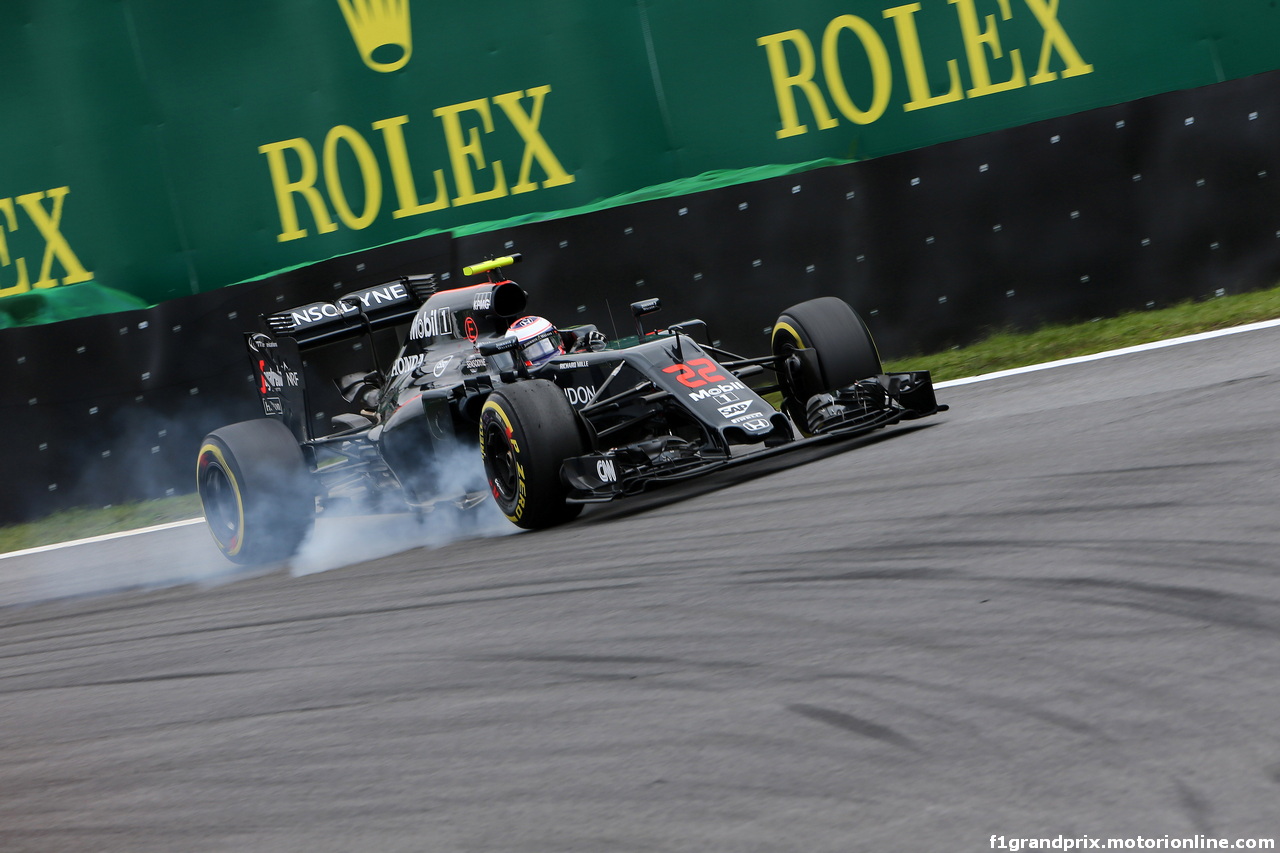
[248,273,437,441]
[261,274,438,347]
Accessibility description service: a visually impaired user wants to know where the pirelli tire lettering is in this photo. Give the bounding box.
[479,399,527,522]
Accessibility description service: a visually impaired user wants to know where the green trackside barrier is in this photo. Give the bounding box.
[4,1,1280,325]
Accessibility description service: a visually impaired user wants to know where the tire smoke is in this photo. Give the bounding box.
[287,443,517,576]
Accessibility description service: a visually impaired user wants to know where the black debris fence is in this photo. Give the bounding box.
[5,72,1280,526]
[0,234,456,526]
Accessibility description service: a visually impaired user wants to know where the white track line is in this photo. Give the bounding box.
[0,518,205,560]
[935,317,1280,388]
[7,317,1278,558]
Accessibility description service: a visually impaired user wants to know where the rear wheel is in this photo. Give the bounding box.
[479,380,586,530]
[771,296,882,430]
[196,419,315,564]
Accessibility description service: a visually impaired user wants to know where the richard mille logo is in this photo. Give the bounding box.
[337,0,412,73]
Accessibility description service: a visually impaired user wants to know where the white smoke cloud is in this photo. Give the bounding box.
[1,444,517,606]
[288,443,517,576]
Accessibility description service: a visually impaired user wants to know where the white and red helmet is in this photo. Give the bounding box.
[506,315,564,368]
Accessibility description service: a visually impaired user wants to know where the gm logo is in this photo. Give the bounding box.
[337,0,412,73]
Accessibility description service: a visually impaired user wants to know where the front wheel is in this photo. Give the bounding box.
[479,380,586,530]
[196,418,315,564]
[771,296,882,431]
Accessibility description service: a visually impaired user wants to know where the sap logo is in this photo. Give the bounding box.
[718,402,752,419]
[410,306,453,340]
[563,385,597,406]
[596,458,617,483]
[689,381,746,401]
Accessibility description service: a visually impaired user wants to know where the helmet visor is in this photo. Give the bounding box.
[521,331,563,366]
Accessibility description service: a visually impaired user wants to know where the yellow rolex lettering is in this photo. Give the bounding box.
[14,187,93,288]
[492,86,576,194]
[433,97,509,207]
[756,29,838,139]
[322,125,382,231]
[950,0,1026,97]
[259,138,339,242]
[0,198,31,297]
[372,115,450,218]
[758,2,1093,140]
[260,83,574,237]
[884,3,964,112]
[1024,0,1094,84]
[821,15,892,125]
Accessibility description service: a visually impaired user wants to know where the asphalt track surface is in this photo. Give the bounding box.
[2,327,1278,852]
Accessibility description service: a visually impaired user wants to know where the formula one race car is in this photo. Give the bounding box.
[196,254,946,563]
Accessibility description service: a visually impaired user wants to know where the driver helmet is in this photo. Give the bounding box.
[506,315,564,368]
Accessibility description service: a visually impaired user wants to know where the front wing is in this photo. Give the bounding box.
[561,371,947,502]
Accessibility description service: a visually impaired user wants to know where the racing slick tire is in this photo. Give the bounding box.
[196,418,316,564]
[771,297,882,431]
[479,380,587,530]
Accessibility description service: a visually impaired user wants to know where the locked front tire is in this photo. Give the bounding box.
[479,380,586,530]
[771,296,882,431]
[196,418,315,564]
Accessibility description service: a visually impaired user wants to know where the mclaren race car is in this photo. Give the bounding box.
[196,254,946,563]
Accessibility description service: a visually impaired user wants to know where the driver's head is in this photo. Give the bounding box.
[506,315,564,368]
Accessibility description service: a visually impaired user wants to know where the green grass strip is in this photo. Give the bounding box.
[0,494,204,557]
[884,285,1280,382]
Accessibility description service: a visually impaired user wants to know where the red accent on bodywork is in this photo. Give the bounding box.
[394,393,422,415]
